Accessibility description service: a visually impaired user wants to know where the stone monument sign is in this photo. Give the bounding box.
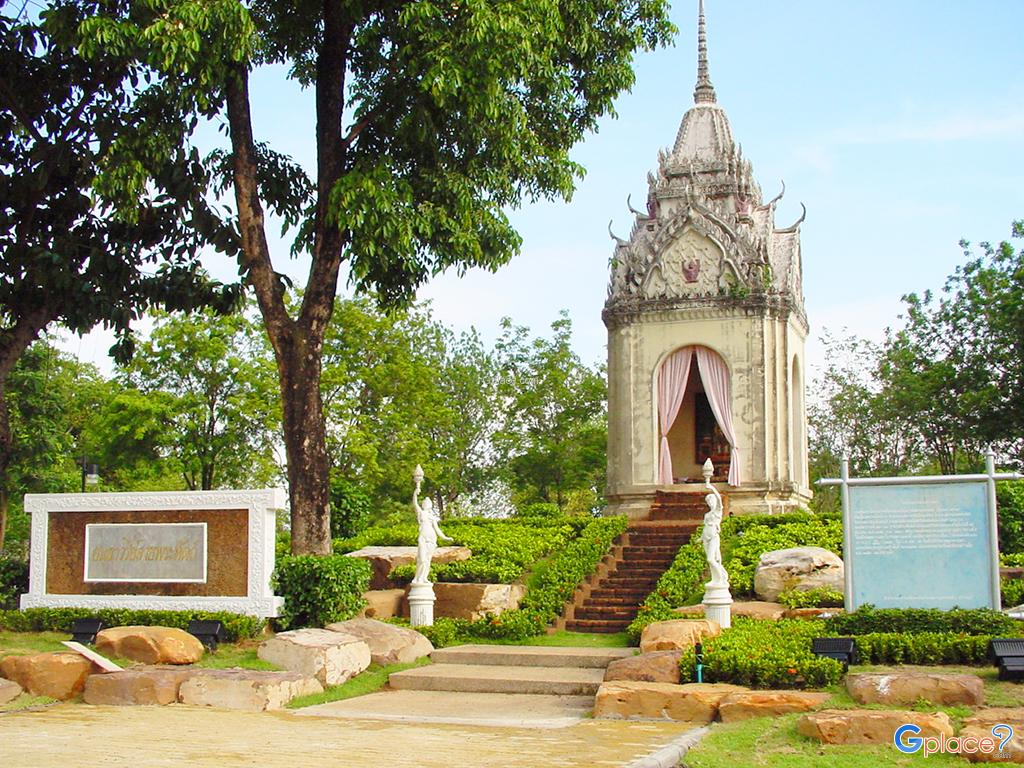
[21,489,285,617]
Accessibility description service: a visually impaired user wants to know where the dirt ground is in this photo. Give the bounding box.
[0,703,695,768]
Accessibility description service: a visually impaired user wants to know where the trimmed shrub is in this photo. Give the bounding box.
[272,555,371,630]
[679,617,843,689]
[515,502,562,521]
[0,607,264,641]
[851,632,991,665]
[825,606,1018,637]
[0,556,29,611]
[1002,578,1024,608]
[777,587,844,609]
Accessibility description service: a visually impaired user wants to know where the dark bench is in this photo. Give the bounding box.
[989,639,1024,681]
[187,619,227,651]
[811,637,858,667]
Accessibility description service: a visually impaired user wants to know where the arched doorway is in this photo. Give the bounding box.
[657,346,740,486]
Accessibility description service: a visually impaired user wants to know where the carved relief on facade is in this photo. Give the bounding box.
[642,229,722,299]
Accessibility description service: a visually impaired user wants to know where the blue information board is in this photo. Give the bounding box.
[847,482,996,610]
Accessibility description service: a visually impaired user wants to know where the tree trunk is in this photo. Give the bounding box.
[279,339,332,554]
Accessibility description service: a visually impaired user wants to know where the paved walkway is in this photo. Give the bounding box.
[1,703,697,768]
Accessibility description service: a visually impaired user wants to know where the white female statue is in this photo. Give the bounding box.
[412,468,452,585]
[701,458,732,628]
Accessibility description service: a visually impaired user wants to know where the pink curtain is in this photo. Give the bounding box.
[657,348,693,484]
[695,346,741,486]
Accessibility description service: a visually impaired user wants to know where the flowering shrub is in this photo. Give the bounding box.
[678,617,842,688]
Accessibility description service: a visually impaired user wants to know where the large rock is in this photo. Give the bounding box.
[782,607,845,620]
[604,652,683,684]
[178,669,322,712]
[718,690,831,722]
[258,628,371,686]
[95,626,204,665]
[639,619,720,653]
[0,653,95,700]
[433,582,526,621]
[324,619,432,666]
[83,667,196,706]
[753,547,844,602]
[963,709,1024,764]
[595,681,746,723]
[0,677,23,705]
[797,709,953,745]
[345,546,472,589]
[846,672,984,706]
[360,589,407,620]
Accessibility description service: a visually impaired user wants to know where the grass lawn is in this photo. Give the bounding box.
[0,630,67,656]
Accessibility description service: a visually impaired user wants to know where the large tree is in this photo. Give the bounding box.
[0,1,240,541]
[79,0,673,552]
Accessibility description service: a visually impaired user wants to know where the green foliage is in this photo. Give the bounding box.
[1002,578,1024,608]
[825,606,1018,637]
[272,555,371,630]
[998,482,1024,554]
[329,475,373,539]
[388,617,470,649]
[679,618,843,689]
[516,503,562,521]
[777,587,844,609]
[0,608,263,641]
[494,313,607,509]
[850,632,992,665]
[120,305,280,491]
[0,557,28,611]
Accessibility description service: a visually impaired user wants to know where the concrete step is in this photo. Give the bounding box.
[429,644,633,669]
[388,663,607,696]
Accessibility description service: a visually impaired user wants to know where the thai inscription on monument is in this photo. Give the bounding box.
[84,523,208,583]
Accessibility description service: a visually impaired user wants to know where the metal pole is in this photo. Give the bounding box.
[986,447,1002,610]
[840,456,853,611]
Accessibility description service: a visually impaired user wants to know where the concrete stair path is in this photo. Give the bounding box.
[388,644,633,696]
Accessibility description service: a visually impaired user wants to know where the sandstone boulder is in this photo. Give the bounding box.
[0,653,95,700]
[258,628,370,686]
[639,619,720,653]
[360,589,407,620]
[0,676,23,705]
[178,669,322,711]
[345,546,472,589]
[324,619,432,666]
[604,651,682,684]
[797,709,953,745]
[846,672,984,706]
[83,667,196,706]
[594,681,746,723]
[95,626,204,665]
[433,583,526,621]
[718,690,831,722]
[782,607,845,620]
[962,709,1024,764]
[753,547,844,602]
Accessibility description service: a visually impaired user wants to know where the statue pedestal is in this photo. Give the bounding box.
[408,582,436,627]
[703,583,733,630]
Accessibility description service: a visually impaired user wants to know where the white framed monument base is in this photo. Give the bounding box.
[21,489,286,617]
[408,582,436,626]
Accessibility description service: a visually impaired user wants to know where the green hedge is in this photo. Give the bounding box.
[850,632,991,665]
[825,606,1019,637]
[0,557,28,611]
[778,587,844,609]
[679,618,843,689]
[272,555,371,630]
[1002,578,1024,608]
[0,607,264,641]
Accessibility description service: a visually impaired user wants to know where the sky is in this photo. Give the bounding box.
[63,0,1024,379]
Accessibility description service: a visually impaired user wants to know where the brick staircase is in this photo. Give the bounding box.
[563,490,715,633]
